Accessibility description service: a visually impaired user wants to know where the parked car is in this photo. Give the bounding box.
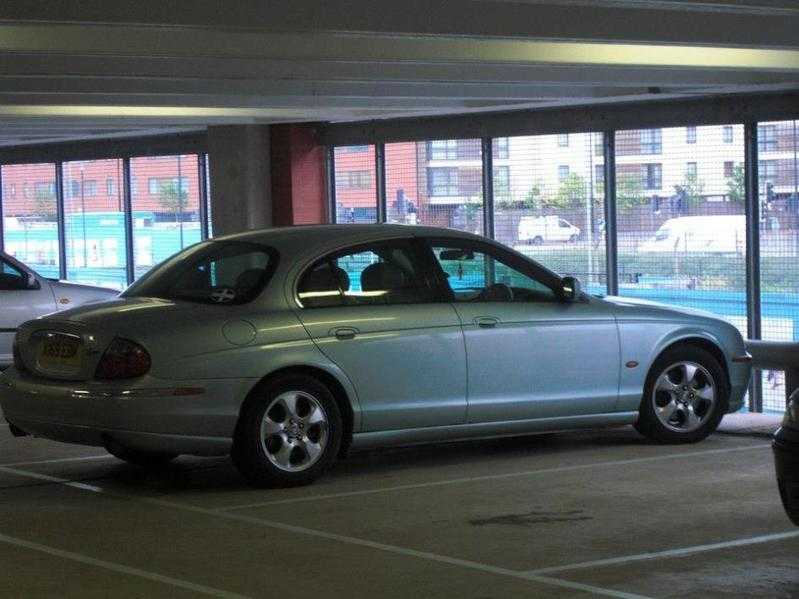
[0,251,118,368]
[774,390,799,525]
[0,225,751,487]
[518,215,580,245]
[638,215,746,254]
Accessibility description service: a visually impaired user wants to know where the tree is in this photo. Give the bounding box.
[616,174,646,209]
[33,188,56,220]
[726,164,745,203]
[158,180,188,221]
[551,173,587,209]
[681,171,705,208]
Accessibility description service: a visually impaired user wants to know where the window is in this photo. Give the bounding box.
[640,129,662,154]
[430,241,558,303]
[595,164,605,186]
[686,126,697,144]
[642,163,662,189]
[493,165,510,201]
[0,257,29,291]
[62,159,127,290]
[493,137,509,159]
[427,140,458,160]
[297,241,433,308]
[130,154,202,279]
[384,140,483,234]
[427,167,459,196]
[557,134,569,147]
[106,178,115,196]
[724,161,735,178]
[723,125,734,143]
[686,162,698,178]
[758,124,777,153]
[0,163,60,277]
[125,241,275,305]
[759,160,777,184]
[558,165,570,182]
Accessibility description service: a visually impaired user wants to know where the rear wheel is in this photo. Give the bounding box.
[104,441,177,468]
[232,374,342,487]
[531,236,544,245]
[635,345,728,443]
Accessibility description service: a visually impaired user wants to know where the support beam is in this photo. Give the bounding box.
[744,121,763,412]
[271,124,327,226]
[207,125,272,236]
[603,131,618,296]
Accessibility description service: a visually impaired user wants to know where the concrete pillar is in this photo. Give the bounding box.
[207,125,272,236]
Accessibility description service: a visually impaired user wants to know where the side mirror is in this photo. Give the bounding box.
[560,276,581,302]
[26,274,40,290]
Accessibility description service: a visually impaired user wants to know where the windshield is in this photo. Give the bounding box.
[654,226,672,241]
[123,240,278,305]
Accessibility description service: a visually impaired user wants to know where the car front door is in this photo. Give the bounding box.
[0,255,56,366]
[426,239,620,423]
[294,238,467,432]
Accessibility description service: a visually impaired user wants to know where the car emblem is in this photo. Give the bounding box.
[210,288,236,303]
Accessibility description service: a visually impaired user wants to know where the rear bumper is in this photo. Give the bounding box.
[0,367,256,455]
[773,425,799,526]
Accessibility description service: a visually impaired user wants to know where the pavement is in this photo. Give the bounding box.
[0,420,796,598]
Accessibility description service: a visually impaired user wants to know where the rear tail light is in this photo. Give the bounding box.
[95,338,151,380]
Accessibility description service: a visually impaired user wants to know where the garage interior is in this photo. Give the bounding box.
[1,1,799,597]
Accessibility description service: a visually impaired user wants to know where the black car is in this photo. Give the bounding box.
[774,391,799,525]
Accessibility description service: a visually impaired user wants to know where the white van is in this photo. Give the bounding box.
[517,215,580,245]
[638,215,746,253]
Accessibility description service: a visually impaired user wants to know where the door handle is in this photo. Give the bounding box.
[474,316,500,329]
[331,327,358,340]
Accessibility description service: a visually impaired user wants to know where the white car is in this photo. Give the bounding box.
[518,215,580,245]
[0,251,118,367]
[638,215,746,254]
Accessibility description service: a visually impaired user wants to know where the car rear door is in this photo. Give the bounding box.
[426,238,620,423]
[294,238,467,432]
[0,255,56,365]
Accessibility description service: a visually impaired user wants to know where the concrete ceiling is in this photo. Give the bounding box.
[1,0,799,146]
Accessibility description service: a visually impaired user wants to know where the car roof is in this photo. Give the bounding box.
[210,223,485,248]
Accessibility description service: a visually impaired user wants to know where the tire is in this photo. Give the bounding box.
[532,236,544,245]
[635,345,728,444]
[569,234,579,243]
[232,374,343,488]
[104,441,177,468]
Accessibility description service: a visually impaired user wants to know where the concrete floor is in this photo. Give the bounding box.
[0,419,797,599]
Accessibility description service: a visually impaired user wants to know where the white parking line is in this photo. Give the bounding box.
[526,529,799,576]
[0,455,113,468]
[0,464,650,599]
[0,531,252,599]
[217,443,771,511]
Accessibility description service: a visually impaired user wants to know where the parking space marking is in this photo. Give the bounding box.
[216,442,770,511]
[0,464,650,599]
[525,529,799,576]
[0,531,252,599]
[0,454,113,468]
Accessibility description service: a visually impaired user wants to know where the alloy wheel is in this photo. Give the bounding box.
[651,361,716,433]
[260,391,329,472]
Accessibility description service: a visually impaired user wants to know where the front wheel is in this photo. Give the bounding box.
[635,346,728,444]
[232,374,342,487]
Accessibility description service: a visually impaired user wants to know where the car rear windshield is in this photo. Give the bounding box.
[123,241,278,305]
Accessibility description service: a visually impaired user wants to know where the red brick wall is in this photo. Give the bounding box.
[271,124,327,226]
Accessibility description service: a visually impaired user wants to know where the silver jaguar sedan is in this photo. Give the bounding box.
[1,250,118,368]
[0,225,752,487]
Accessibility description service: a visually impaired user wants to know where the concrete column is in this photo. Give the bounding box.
[207,125,272,236]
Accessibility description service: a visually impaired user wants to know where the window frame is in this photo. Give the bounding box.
[420,236,566,303]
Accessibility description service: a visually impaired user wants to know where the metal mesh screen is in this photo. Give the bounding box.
[334,145,377,223]
[385,139,484,234]
[492,133,606,293]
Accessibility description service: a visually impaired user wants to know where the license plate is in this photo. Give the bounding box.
[36,334,82,371]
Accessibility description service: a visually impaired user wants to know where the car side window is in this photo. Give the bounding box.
[297,241,435,308]
[0,258,29,291]
[430,243,558,303]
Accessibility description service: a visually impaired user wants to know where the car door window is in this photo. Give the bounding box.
[430,243,558,303]
[0,258,30,291]
[297,241,436,308]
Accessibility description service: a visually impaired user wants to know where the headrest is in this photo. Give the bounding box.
[300,263,350,293]
[361,262,407,292]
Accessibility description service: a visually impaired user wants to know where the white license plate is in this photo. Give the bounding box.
[36,334,82,370]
